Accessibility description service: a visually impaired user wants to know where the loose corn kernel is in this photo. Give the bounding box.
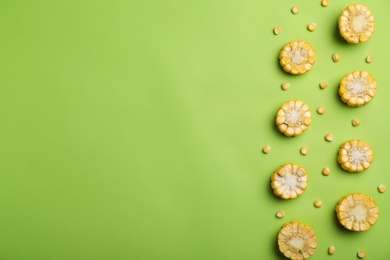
[325,133,334,142]
[276,210,285,219]
[332,53,341,62]
[378,184,386,193]
[321,0,329,7]
[279,41,316,75]
[339,71,377,107]
[339,4,375,44]
[308,23,317,32]
[314,200,322,208]
[276,100,312,136]
[274,26,281,35]
[300,146,309,155]
[291,6,300,14]
[271,164,308,199]
[366,56,373,63]
[352,118,361,127]
[357,250,366,259]
[319,82,328,89]
[322,167,331,176]
[338,140,374,172]
[316,106,326,115]
[328,245,336,255]
[281,82,290,91]
[263,145,271,154]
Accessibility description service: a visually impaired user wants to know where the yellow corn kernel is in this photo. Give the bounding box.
[279,41,316,75]
[378,184,386,193]
[316,106,326,115]
[276,210,285,219]
[275,100,312,137]
[281,82,290,91]
[262,145,271,154]
[339,71,377,107]
[278,222,317,259]
[271,164,308,199]
[352,118,361,127]
[274,26,281,35]
[336,193,379,231]
[366,56,373,63]
[291,6,300,14]
[357,250,366,259]
[332,53,340,62]
[321,0,329,7]
[322,167,330,176]
[308,23,317,32]
[300,146,309,155]
[319,82,328,89]
[314,200,322,208]
[338,140,373,173]
[328,245,336,255]
[339,4,375,44]
[325,133,334,142]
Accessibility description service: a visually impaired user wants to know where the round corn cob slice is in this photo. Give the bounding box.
[279,41,316,75]
[276,100,312,137]
[339,71,377,107]
[335,193,379,231]
[271,164,308,199]
[278,221,317,259]
[338,4,375,44]
[338,140,373,173]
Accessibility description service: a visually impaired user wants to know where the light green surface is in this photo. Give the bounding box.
[0,0,389,259]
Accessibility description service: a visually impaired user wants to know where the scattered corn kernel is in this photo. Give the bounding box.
[322,167,330,176]
[300,146,309,155]
[314,200,322,208]
[276,210,285,219]
[357,250,366,259]
[378,184,386,193]
[352,118,361,127]
[332,53,341,62]
[276,100,312,136]
[262,145,271,154]
[328,245,336,255]
[325,133,334,142]
[338,140,374,172]
[366,56,374,63]
[316,106,326,115]
[339,71,377,107]
[319,82,328,89]
[308,23,317,32]
[281,82,290,91]
[279,41,316,75]
[274,26,281,35]
[271,164,308,199]
[291,6,300,14]
[321,0,329,7]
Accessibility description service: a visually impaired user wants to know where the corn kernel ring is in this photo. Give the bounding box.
[279,41,316,75]
[271,164,308,200]
[276,100,312,137]
[338,140,373,173]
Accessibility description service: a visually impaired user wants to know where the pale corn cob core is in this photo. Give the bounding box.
[339,4,375,44]
[339,71,377,107]
[279,41,315,74]
[271,164,308,199]
[336,194,378,231]
[338,140,373,172]
[276,100,312,137]
[278,221,317,260]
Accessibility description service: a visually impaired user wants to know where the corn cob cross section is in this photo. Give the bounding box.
[271,164,308,199]
[338,140,373,173]
[276,100,312,137]
[339,71,377,107]
[279,41,316,75]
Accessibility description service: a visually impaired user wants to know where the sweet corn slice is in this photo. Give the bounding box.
[263,145,271,154]
[338,140,373,173]
[271,164,308,200]
[332,53,340,62]
[282,82,290,91]
[279,41,316,75]
[314,200,322,208]
[278,221,317,260]
[307,23,316,32]
[328,246,336,255]
[276,210,285,219]
[276,100,312,137]
[357,250,366,259]
[316,106,326,115]
[319,82,328,89]
[352,118,360,127]
[339,71,377,107]
[378,184,386,193]
[321,0,329,7]
[300,147,309,155]
[291,6,300,14]
[322,167,330,176]
[335,193,379,231]
[274,26,282,35]
[366,56,373,63]
[339,4,375,44]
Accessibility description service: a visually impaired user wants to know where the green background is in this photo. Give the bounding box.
[1,0,389,259]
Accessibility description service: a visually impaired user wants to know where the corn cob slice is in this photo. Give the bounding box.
[276,100,312,137]
[335,193,378,231]
[278,221,317,259]
[339,71,377,107]
[339,4,375,44]
[279,41,316,75]
[338,140,373,173]
[271,164,308,199]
